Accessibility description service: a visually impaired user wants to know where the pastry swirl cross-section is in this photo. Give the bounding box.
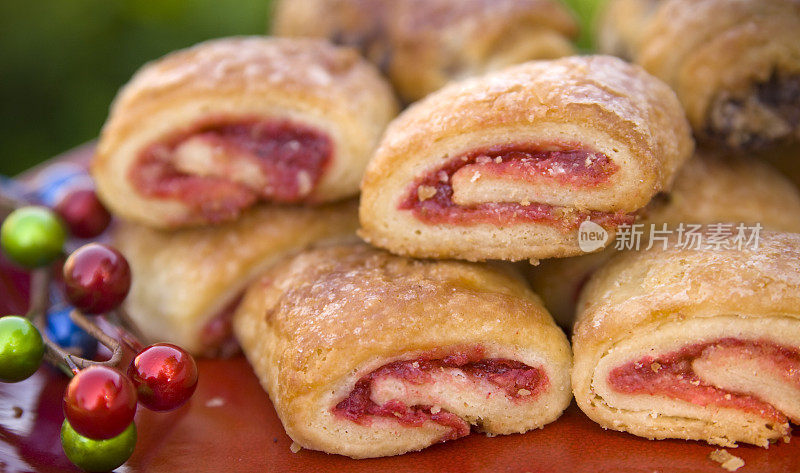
[232,243,572,458]
[92,37,398,228]
[598,0,800,150]
[359,55,693,262]
[572,231,800,447]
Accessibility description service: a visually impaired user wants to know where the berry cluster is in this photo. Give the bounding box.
[0,189,198,472]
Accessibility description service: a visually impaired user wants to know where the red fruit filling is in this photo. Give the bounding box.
[199,294,244,357]
[333,349,548,441]
[608,338,800,423]
[131,118,332,223]
[399,144,632,229]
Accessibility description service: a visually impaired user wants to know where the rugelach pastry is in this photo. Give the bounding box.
[572,231,800,447]
[273,0,578,102]
[115,201,358,357]
[359,55,693,262]
[528,152,800,327]
[93,37,397,228]
[233,243,572,458]
[598,0,800,149]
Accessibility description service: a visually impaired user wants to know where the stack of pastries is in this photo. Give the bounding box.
[95,37,398,356]
[89,0,800,461]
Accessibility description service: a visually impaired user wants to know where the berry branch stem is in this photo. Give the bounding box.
[2,185,161,382]
[2,205,133,374]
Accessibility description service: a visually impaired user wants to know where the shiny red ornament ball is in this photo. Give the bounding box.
[55,189,112,239]
[128,343,199,411]
[63,365,137,440]
[63,243,131,315]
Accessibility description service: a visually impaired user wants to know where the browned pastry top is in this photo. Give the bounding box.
[274,0,579,102]
[337,0,575,34]
[365,55,692,193]
[102,37,390,143]
[574,231,800,347]
[240,243,564,403]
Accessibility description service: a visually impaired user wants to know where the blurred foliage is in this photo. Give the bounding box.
[0,0,274,176]
[566,0,607,50]
[0,0,601,176]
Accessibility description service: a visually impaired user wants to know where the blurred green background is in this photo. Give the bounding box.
[0,0,601,176]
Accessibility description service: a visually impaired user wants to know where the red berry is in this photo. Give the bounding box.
[55,189,112,239]
[63,366,137,440]
[128,343,198,411]
[63,243,131,314]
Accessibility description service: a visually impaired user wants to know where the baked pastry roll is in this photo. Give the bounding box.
[92,37,397,229]
[528,152,800,328]
[359,55,693,262]
[598,0,800,149]
[572,231,800,447]
[273,0,579,103]
[233,243,571,458]
[114,201,358,357]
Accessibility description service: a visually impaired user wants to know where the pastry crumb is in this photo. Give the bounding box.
[517,389,532,396]
[205,397,225,408]
[650,362,661,373]
[709,449,744,471]
[417,185,437,201]
[470,171,481,182]
[290,442,302,454]
[430,405,441,414]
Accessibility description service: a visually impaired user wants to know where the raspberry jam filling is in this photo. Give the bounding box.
[198,294,244,358]
[608,338,800,422]
[333,349,548,440]
[398,145,632,229]
[132,118,332,222]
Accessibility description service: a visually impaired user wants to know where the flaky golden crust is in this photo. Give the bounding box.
[359,55,693,262]
[598,0,800,149]
[93,37,397,228]
[527,151,800,328]
[114,200,359,356]
[572,232,800,447]
[233,243,571,458]
[273,0,578,102]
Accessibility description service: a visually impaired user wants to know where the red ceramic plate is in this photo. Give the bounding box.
[1,146,799,473]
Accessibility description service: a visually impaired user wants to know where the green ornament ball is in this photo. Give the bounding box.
[0,315,44,382]
[1,206,66,268]
[61,420,137,472]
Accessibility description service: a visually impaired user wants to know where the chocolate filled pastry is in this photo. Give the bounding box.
[272,0,579,103]
[598,0,800,149]
[114,201,359,357]
[359,55,693,262]
[527,152,800,328]
[572,231,800,447]
[233,243,571,458]
[92,37,397,229]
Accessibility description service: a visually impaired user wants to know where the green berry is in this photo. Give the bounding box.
[61,420,136,472]
[1,206,66,268]
[0,316,45,382]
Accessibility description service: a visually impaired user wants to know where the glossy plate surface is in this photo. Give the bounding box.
[0,146,798,473]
